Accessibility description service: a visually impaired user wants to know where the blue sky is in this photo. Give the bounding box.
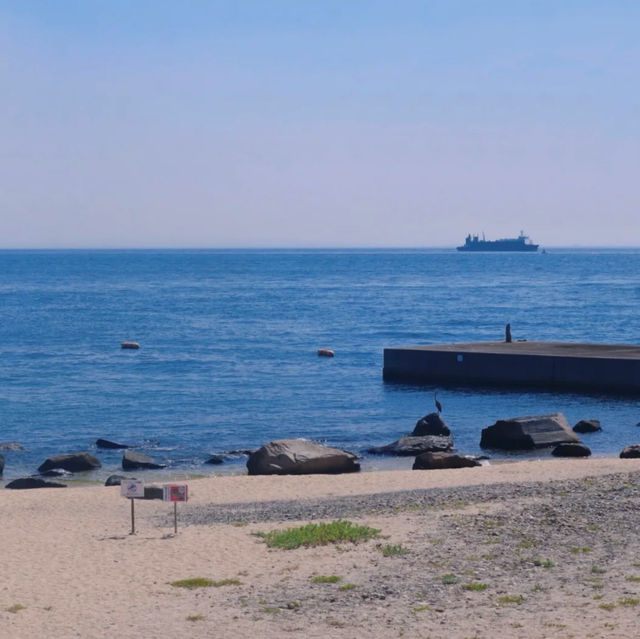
[1,1,639,247]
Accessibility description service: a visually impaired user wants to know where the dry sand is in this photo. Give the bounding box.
[2,457,640,638]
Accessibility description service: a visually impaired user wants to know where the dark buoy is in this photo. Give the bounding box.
[121,341,140,350]
[317,348,334,357]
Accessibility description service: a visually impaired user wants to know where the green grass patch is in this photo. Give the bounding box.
[591,565,606,574]
[518,540,540,549]
[311,575,341,584]
[413,604,431,613]
[618,598,639,606]
[171,578,214,589]
[462,583,488,591]
[498,595,525,605]
[339,583,356,591]
[380,543,409,557]
[570,546,592,554]
[599,602,615,611]
[440,573,459,585]
[626,576,640,582]
[7,604,26,613]
[533,558,554,568]
[256,520,380,549]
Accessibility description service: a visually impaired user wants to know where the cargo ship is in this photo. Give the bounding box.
[456,231,539,252]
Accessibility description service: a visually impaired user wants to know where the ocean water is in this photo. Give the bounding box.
[0,248,638,482]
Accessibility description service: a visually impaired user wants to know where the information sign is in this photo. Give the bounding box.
[121,480,145,498]
[163,484,188,502]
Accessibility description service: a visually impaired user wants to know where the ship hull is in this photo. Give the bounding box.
[457,242,539,252]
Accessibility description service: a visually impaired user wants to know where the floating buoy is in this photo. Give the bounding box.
[317,348,334,357]
[121,341,140,350]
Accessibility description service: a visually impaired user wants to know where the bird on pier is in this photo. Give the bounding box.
[434,392,443,414]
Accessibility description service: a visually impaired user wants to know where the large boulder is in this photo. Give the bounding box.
[413,452,481,470]
[368,435,453,456]
[38,452,101,473]
[6,477,67,489]
[96,438,131,449]
[480,413,579,451]
[247,439,360,475]
[552,443,591,457]
[620,444,640,459]
[412,413,451,437]
[573,419,601,434]
[122,450,165,470]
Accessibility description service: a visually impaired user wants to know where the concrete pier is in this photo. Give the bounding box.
[383,341,640,393]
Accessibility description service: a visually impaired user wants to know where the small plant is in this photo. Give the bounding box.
[518,540,540,549]
[599,602,615,611]
[381,543,409,557]
[591,565,606,574]
[462,583,488,591]
[186,614,204,622]
[618,598,639,606]
[262,606,281,614]
[533,558,554,568]
[7,604,26,613]
[441,573,459,585]
[570,547,592,554]
[498,595,525,605]
[339,583,356,591]
[170,578,214,589]
[287,601,300,609]
[311,575,341,584]
[625,576,640,582]
[413,604,431,613]
[593,594,604,600]
[256,520,380,549]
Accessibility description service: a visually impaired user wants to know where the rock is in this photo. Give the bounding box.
[412,412,451,437]
[121,341,140,349]
[317,348,334,357]
[368,435,453,456]
[104,474,134,486]
[6,477,67,489]
[413,452,481,470]
[620,444,640,459]
[552,443,592,457]
[122,450,165,470]
[96,438,130,449]
[204,455,224,465]
[480,413,580,451]
[0,442,24,451]
[247,439,360,475]
[39,468,73,478]
[38,452,101,473]
[573,419,601,433]
[0,454,4,476]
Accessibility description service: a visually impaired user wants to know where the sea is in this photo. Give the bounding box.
[1,248,638,482]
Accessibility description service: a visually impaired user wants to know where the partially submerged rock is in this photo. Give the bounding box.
[122,450,165,470]
[0,454,4,476]
[413,452,481,470]
[412,412,451,437]
[620,444,640,459]
[368,435,453,456]
[104,474,134,486]
[0,442,24,451]
[6,477,67,489]
[480,413,579,451]
[96,438,131,449]
[552,443,591,457]
[573,419,601,434]
[247,439,360,475]
[204,455,224,465]
[38,452,101,473]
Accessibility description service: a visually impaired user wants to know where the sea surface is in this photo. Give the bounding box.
[1,248,639,482]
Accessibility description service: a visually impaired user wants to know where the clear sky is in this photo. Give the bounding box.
[1,1,638,248]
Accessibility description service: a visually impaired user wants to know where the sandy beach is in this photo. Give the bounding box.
[3,457,640,638]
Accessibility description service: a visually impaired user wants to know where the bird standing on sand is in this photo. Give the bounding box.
[434,392,443,414]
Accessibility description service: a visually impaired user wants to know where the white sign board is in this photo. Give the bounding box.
[121,480,145,498]
[163,484,188,502]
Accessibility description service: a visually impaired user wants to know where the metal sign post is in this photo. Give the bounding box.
[120,481,145,534]
[163,484,188,533]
